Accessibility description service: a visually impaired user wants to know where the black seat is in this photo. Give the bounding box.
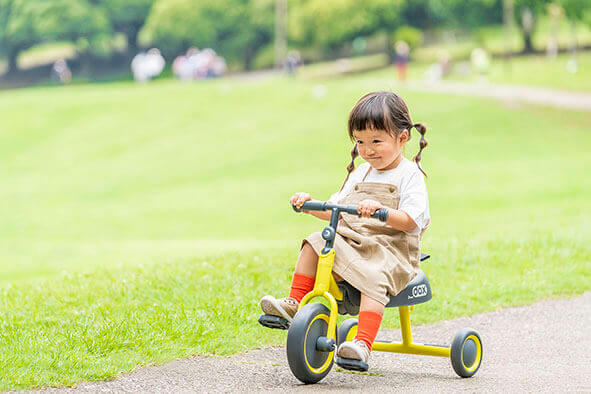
[384,269,432,307]
[336,254,432,315]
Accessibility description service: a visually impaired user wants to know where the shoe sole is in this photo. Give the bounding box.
[335,357,369,372]
[258,314,290,330]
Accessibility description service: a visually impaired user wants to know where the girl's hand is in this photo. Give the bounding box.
[357,199,384,218]
[290,192,312,211]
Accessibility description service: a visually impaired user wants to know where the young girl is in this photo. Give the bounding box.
[260,91,430,366]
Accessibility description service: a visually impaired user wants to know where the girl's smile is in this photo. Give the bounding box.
[353,128,408,171]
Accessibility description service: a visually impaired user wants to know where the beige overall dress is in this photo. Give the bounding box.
[304,166,420,305]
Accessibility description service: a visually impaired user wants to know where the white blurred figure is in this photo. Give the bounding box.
[566,58,578,74]
[191,49,210,79]
[312,84,327,99]
[172,47,226,81]
[173,49,197,81]
[172,55,188,80]
[145,48,165,78]
[470,47,491,81]
[424,63,443,83]
[131,48,165,83]
[201,48,217,78]
[211,56,227,77]
[131,51,149,82]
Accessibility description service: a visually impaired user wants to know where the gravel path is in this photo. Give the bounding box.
[40,292,591,393]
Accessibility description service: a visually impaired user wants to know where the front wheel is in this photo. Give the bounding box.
[450,328,483,377]
[286,303,335,384]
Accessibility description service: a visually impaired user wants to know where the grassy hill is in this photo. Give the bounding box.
[0,73,589,389]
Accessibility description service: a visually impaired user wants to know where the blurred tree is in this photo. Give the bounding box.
[559,0,591,32]
[398,0,503,30]
[393,26,424,51]
[140,0,273,70]
[559,0,591,58]
[102,0,155,55]
[427,0,503,29]
[0,0,109,74]
[289,0,403,59]
[514,0,550,53]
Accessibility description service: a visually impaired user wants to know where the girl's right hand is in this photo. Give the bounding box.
[290,192,312,210]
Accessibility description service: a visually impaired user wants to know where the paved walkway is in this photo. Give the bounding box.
[40,292,591,393]
[405,80,591,112]
[231,69,591,112]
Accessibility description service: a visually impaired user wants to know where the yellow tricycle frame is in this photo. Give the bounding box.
[299,248,450,359]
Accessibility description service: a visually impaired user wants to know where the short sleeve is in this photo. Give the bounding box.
[398,170,430,234]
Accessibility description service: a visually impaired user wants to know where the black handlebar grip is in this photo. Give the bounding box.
[372,208,389,222]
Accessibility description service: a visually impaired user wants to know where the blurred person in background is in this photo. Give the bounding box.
[394,41,410,82]
[172,53,191,81]
[131,51,149,82]
[51,58,72,84]
[470,48,490,81]
[285,50,302,76]
[211,55,227,78]
[145,48,165,79]
[131,48,165,83]
[172,47,226,80]
[437,50,451,78]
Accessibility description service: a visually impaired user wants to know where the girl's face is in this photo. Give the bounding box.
[353,128,408,171]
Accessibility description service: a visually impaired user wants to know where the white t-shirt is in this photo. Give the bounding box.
[328,158,430,234]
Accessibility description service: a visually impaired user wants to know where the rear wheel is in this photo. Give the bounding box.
[337,318,358,346]
[450,328,483,377]
[286,303,335,384]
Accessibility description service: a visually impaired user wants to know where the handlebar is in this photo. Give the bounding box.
[292,201,389,222]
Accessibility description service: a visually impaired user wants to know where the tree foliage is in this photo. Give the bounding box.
[140,0,273,70]
[102,0,155,53]
[289,0,403,50]
[0,0,109,72]
[559,0,591,25]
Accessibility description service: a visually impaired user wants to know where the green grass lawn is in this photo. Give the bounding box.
[0,73,589,389]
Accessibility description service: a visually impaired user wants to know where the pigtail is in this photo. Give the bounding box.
[411,123,428,177]
[340,144,359,191]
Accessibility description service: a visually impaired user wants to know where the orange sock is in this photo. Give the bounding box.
[355,311,383,350]
[288,273,315,302]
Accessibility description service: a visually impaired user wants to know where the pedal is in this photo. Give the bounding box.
[335,356,369,372]
[258,314,290,330]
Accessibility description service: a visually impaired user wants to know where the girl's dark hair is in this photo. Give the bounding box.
[340,91,428,190]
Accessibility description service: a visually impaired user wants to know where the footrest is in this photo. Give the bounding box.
[258,314,290,330]
[335,356,369,372]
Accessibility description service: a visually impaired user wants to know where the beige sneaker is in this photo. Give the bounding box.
[337,339,371,363]
[260,295,299,322]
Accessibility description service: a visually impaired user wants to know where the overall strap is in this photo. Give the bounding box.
[361,165,372,182]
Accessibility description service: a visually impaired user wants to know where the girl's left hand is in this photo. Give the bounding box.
[357,199,384,218]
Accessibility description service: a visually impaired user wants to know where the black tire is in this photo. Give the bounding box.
[286,303,335,384]
[337,318,358,346]
[450,328,483,378]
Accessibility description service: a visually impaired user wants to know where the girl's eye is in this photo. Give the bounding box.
[357,141,363,144]
[373,140,381,144]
